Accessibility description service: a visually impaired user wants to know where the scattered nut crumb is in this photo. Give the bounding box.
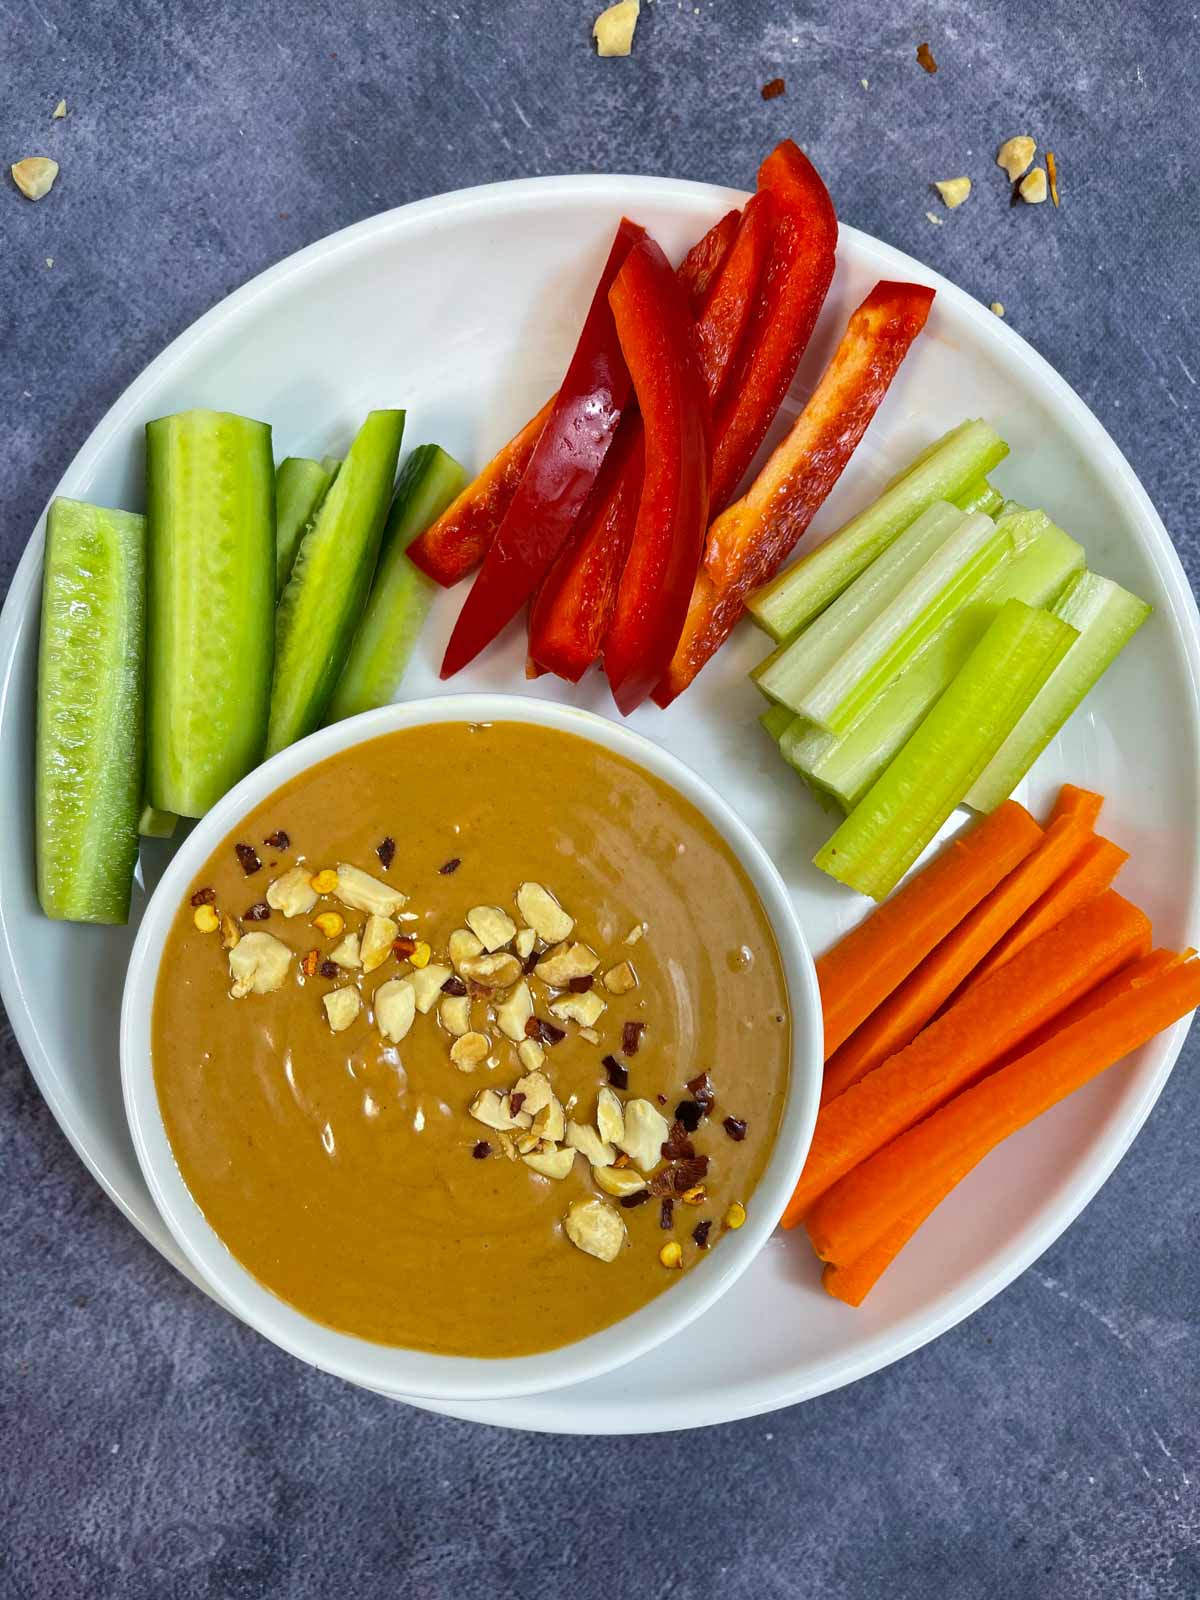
[578,1026,600,1044]
[45,257,53,268]
[916,41,937,73]
[996,135,1036,182]
[1019,167,1048,204]
[760,77,786,101]
[925,211,943,226]
[11,157,59,201]
[934,176,971,209]
[860,77,869,90]
[52,99,67,119]
[990,301,1005,317]
[623,922,646,946]
[220,914,241,951]
[593,0,639,58]
[1046,149,1060,207]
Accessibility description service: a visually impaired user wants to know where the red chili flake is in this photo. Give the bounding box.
[472,1140,491,1160]
[189,887,216,907]
[568,974,594,993]
[692,1220,712,1249]
[392,936,417,959]
[243,902,271,922]
[509,1092,526,1115]
[760,76,786,100]
[686,1071,714,1110]
[603,1054,629,1089]
[318,960,339,979]
[656,1093,667,1105]
[438,857,462,875]
[674,1100,703,1134]
[672,1155,709,1191]
[723,1116,748,1142]
[619,1190,650,1209]
[263,830,290,851]
[521,947,540,975]
[441,975,468,997]
[916,40,937,73]
[659,1198,674,1230]
[376,837,396,870]
[525,1016,566,1046]
[235,843,262,876]
[661,1121,696,1162]
[622,1020,645,1056]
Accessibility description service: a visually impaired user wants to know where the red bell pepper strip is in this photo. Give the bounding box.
[529,205,774,682]
[407,397,555,587]
[676,208,741,314]
[602,238,711,713]
[527,418,644,680]
[653,279,935,706]
[708,140,838,514]
[410,211,739,593]
[695,191,776,411]
[439,218,645,678]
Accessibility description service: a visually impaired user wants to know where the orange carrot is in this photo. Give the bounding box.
[822,945,1194,1304]
[961,833,1128,993]
[782,889,1151,1226]
[820,812,1095,1104]
[814,801,1042,1061]
[806,957,1200,1267]
[1050,784,1103,828]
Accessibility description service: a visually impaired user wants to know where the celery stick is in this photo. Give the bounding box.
[747,420,1009,642]
[753,502,966,710]
[953,479,1003,517]
[782,515,1086,807]
[760,703,794,742]
[965,572,1151,811]
[814,601,1078,899]
[799,513,1011,734]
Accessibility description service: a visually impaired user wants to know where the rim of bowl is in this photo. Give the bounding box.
[120,692,823,1402]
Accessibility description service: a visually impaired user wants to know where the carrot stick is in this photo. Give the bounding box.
[814,800,1042,1060]
[782,889,1151,1226]
[806,957,1200,1268]
[961,833,1128,994]
[820,812,1095,1103]
[821,945,1194,1304]
[1050,783,1103,828]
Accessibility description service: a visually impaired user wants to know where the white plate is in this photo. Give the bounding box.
[1,175,1197,1435]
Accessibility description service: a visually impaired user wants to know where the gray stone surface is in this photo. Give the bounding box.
[2,1,1198,1595]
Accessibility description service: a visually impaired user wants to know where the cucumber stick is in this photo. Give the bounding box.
[146,410,275,817]
[814,601,1078,900]
[775,514,1085,809]
[753,502,966,709]
[326,444,464,723]
[36,499,145,923]
[746,420,1010,642]
[139,802,178,839]
[964,572,1151,811]
[275,456,338,597]
[268,409,405,755]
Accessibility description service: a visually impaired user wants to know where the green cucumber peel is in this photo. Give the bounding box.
[145,409,275,817]
[274,456,337,598]
[37,498,146,923]
[326,443,465,723]
[268,409,405,755]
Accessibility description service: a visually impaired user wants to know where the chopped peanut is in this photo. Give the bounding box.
[996,135,1036,182]
[11,157,58,200]
[593,0,639,57]
[1019,167,1048,204]
[934,176,971,209]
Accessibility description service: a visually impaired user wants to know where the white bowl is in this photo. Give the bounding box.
[120,693,823,1402]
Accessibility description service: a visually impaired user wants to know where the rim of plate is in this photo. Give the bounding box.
[119,694,823,1403]
[1,173,1197,1432]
